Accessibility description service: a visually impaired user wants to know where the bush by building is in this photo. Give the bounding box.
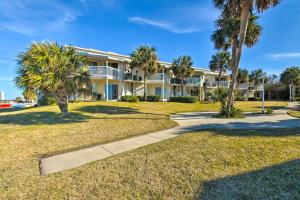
[169,96,198,103]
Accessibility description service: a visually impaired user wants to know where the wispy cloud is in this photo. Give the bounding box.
[129,17,202,33]
[129,4,217,34]
[0,0,81,35]
[0,76,13,81]
[268,52,300,60]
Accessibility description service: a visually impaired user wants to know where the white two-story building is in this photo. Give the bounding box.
[74,46,256,101]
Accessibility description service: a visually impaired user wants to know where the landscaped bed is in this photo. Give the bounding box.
[0,101,291,199]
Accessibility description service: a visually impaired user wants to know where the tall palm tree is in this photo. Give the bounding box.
[129,45,160,100]
[170,56,194,96]
[209,51,231,88]
[15,42,90,116]
[213,0,280,116]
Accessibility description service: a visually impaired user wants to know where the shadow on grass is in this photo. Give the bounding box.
[198,159,300,200]
[76,105,141,114]
[76,105,169,117]
[209,128,300,137]
[0,111,92,125]
[0,107,33,113]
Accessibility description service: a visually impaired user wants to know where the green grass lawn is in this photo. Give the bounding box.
[0,101,291,199]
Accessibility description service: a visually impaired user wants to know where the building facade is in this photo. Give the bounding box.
[0,91,5,100]
[74,46,261,101]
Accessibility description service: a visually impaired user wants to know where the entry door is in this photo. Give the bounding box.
[105,84,118,100]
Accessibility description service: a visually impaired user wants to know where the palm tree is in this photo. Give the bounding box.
[213,0,280,116]
[236,68,249,83]
[170,56,194,96]
[209,51,231,88]
[15,42,90,116]
[129,45,160,101]
[249,69,266,86]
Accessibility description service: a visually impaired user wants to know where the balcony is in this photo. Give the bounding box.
[170,78,186,85]
[237,83,248,90]
[187,78,201,86]
[147,73,169,83]
[89,66,121,80]
[205,81,230,88]
[123,73,143,82]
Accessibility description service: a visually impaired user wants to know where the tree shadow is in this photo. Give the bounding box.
[76,105,170,117]
[208,128,300,137]
[0,111,92,125]
[76,105,141,115]
[0,107,32,113]
[198,159,300,200]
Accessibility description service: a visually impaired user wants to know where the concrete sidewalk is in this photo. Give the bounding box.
[40,102,300,175]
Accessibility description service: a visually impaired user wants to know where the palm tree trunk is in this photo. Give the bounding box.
[226,2,251,117]
[217,69,222,88]
[54,87,69,117]
[144,73,147,101]
[181,78,184,96]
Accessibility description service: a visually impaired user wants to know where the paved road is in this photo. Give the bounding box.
[40,102,300,175]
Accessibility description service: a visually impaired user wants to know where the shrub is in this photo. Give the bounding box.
[220,105,244,118]
[266,108,273,114]
[248,97,259,101]
[146,95,161,102]
[169,96,198,103]
[204,91,213,102]
[38,94,56,106]
[121,95,139,102]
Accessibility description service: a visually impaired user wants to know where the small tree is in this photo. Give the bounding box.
[209,51,231,88]
[170,56,194,96]
[129,46,160,101]
[16,42,90,116]
[280,66,300,101]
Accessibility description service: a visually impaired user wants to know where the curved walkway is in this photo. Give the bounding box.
[171,103,299,129]
[40,102,300,175]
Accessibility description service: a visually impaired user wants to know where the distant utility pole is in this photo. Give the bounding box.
[289,84,292,102]
[262,74,265,113]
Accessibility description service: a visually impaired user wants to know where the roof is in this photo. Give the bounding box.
[72,46,229,77]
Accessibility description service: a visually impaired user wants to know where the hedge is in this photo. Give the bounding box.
[120,95,139,102]
[248,97,259,101]
[146,95,161,102]
[169,96,198,103]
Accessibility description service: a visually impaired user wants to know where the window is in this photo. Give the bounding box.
[155,87,161,96]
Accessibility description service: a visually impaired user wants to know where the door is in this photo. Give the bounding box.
[105,84,118,100]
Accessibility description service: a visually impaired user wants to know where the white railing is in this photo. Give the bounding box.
[89,66,121,79]
[237,83,248,90]
[205,81,230,88]
[187,78,201,86]
[147,73,169,82]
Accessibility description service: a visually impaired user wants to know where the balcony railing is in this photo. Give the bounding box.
[205,81,230,88]
[89,66,121,79]
[147,73,169,82]
[187,78,201,86]
[124,73,143,81]
[237,83,248,90]
[170,78,186,85]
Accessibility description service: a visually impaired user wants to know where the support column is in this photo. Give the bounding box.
[106,61,109,101]
[162,69,165,101]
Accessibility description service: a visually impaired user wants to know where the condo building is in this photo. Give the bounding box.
[74,46,258,101]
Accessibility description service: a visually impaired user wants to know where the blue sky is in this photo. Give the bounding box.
[0,0,299,99]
